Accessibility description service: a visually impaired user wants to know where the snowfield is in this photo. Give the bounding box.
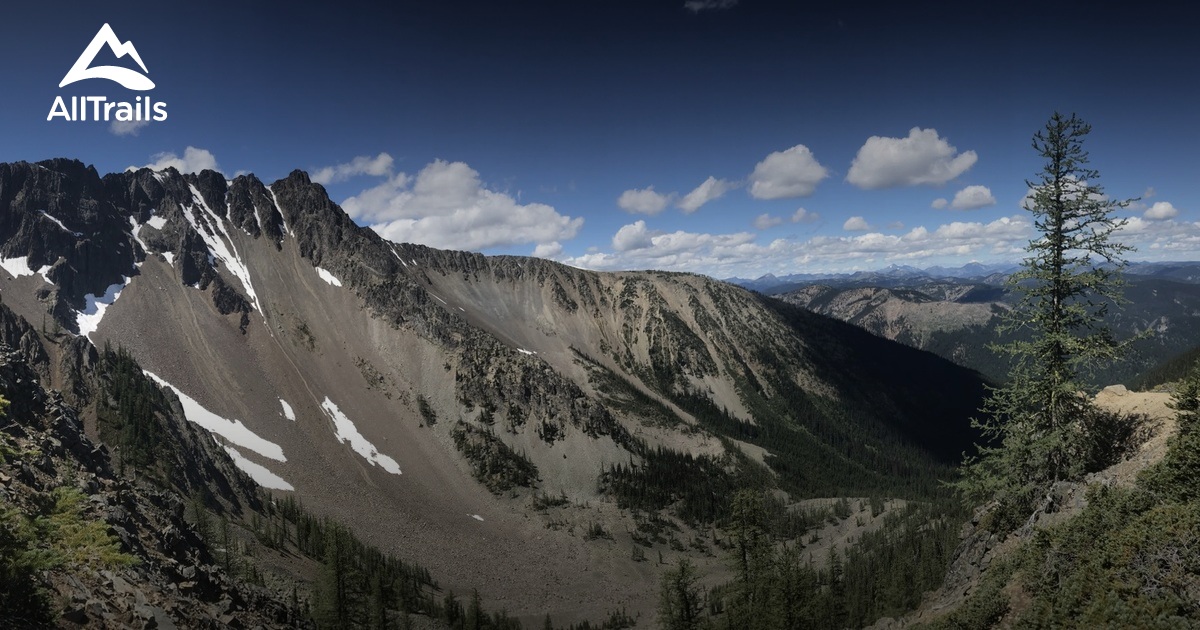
[315,267,343,287]
[320,397,401,475]
[77,278,130,340]
[280,399,297,421]
[143,371,287,462]
[0,256,52,284]
[224,446,294,491]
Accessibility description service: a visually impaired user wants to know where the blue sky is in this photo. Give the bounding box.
[2,1,1197,278]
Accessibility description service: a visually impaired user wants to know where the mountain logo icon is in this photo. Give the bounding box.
[59,23,155,91]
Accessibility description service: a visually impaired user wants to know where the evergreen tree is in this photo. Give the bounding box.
[825,545,846,627]
[723,490,774,629]
[657,558,704,630]
[315,525,353,628]
[959,112,1135,530]
[465,589,484,630]
[1144,362,1200,502]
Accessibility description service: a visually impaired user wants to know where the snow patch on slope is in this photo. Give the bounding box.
[320,398,401,475]
[143,371,286,462]
[280,399,296,421]
[39,211,81,236]
[77,277,130,339]
[128,217,150,262]
[184,184,262,314]
[146,214,167,230]
[267,187,294,237]
[315,267,343,287]
[0,256,52,284]
[224,446,293,491]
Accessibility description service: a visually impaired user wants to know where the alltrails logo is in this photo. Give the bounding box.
[47,23,167,123]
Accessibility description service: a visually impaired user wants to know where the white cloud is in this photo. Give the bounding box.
[931,198,949,209]
[949,185,997,210]
[753,214,783,230]
[1115,216,1200,257]
[618,187,674,215]
[748,145,829,199]
[846,128,977,189]
[684,0,737,12]
[613,221,656,252]
[843,216,872,231]
[130,147,220,174]
[678,176,734,213]
[311,153,394,185]
[109,120,148,136]
[792,208,819,223]
[565,212,1200,278]
[562,215,1037,278]
[568,227,757,273]
[342,159,582,251]
[1145,201,1180,221]
[533,241,564,258]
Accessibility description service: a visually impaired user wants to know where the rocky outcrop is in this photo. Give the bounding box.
[0,340,305,628]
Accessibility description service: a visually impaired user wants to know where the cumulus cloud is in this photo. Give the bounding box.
[311,153,394,185]
[562,215,1037,278]
[618,187,675,215]
[613,221,656,251]
[533,241,564,259]
[678,176,735,213]
[567,227,757,273]
[843,216,872,231]
[1116,215,1200,256]
[109,120,149,136]
[684,0,737,12]
[753,214,784,230]
[341,159,582,251]
[846,128,977,189]
[949,185,997,210]
[1145,201,1180,221]
[129,147,220,174]
[748,145,829,199]
[931,198,949,210]
[565,212,1200,278]
[792,208,819,223]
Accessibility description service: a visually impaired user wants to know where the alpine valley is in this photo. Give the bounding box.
[0,159,994,627]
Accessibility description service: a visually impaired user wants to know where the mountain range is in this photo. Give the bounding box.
[0,159,988,626]
[772,276,1200,387]
[730,261,1200,296]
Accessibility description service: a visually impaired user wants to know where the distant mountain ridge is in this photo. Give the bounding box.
[773,276,1200,387]
[728,260,1200,295]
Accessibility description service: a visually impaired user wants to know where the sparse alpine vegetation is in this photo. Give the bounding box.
[451,419,540,493]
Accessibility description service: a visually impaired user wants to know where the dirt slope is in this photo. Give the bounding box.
[875,386,1178,628]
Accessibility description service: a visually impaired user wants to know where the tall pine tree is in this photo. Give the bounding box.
[959,112,1135,530]
[657,558,704,630]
